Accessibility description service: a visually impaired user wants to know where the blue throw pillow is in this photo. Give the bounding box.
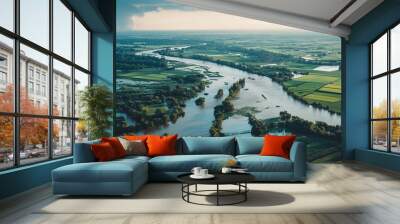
[236,137,264,155]
[182,137,235,155]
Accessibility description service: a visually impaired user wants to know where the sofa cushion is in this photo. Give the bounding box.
[147,135,178,157]
[91,142,118,162]
[260,135,296,159]
[236,137,264,155]
[124,135,149,141]
[101,137,127,158]
[181,137,235,155]
[118,137,147,156]
[236,155,293,172]
[149,154,235,172]
[53,158,147,183]
[116,155,150,163]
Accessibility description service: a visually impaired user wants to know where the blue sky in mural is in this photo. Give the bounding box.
[116,0,342,162]
[117,0,190,32]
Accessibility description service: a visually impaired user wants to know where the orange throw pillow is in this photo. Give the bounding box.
[147,135,178,157]
[124,135,148,141]
[101,137,127,158]
[260,135,296,159]
[91,142,117,162]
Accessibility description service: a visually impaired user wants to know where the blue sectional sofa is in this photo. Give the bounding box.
[52,137,306,196]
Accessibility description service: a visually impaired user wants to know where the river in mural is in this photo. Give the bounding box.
[117,48,341,136]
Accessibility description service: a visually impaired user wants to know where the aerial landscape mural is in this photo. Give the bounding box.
[116,0,342,162]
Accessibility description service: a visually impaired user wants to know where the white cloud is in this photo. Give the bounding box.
[131,9,298,31]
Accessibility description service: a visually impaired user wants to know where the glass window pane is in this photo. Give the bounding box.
[391,24,400,70]
[53,0,72,60]
[20,44,49,115]
[372,33,387,76]
[75,18,89,70]
[0,35,14,112]
[74,69,89,118]
[0,116,14,170]
[53,119,72,157]
[0,0,14,31]
[391,72,400,118]
[53,59,72,117]
[372,76,387,119]
[75,120,88,143]
[391,120,400,153]
[20,0,49,49]
[20,117,49,165]
[372,121,388,151]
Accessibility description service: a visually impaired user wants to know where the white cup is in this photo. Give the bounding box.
[191,167,202,176]
[221,167,232,174]
[200,169,208,176]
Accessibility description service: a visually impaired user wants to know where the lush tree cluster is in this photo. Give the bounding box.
[214,89,224,99]
[195,97,205,106]
[0,85,60,158]
[116,53,168,72]
[116,79,207,135]
[245,110,341,140]
[279,111,341,140]
[248,114,267,136]
[372,100,400,143]
[209,79,246,136]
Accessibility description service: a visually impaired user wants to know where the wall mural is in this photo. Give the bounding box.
[116,0,342,162]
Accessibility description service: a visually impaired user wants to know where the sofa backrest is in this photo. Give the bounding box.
[75,136,271,161]
[235,137,264,155]
[180,137,235,155]
[73,139,100,163]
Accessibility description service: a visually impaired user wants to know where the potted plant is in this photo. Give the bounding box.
[79,84,113,140]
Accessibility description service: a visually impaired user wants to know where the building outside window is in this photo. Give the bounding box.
[28,81,34,94]
[35,70,40,81]
[41,73,46,83]
[0,55,6,67]
[41,85,46,97]
[0,71,7,86]
[28,66,34,79]
[0,54,7,88]
[35,83,40,95]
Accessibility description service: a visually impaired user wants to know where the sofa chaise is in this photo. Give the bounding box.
[52,136,306,196]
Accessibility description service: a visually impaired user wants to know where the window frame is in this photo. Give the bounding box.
[370,21,400,154]
[0,0,92,171]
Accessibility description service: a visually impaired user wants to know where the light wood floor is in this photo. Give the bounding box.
[1,162,400,224]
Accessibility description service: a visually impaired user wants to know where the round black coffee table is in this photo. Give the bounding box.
[177,173,255,206]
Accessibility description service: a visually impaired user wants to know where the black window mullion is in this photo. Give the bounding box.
[88,31,91,74]
[388,30,392,152]
[13,0,20,167]
[48,0,54,160]
[370,45,373,149]
[71,10,76,154]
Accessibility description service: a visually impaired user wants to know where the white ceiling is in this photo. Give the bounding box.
[172,0,384,38]
[226,0,352,23]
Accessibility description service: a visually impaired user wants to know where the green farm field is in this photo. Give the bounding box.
[283,72,341,114]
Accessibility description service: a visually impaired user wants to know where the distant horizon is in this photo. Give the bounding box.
[117,30,330,36]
